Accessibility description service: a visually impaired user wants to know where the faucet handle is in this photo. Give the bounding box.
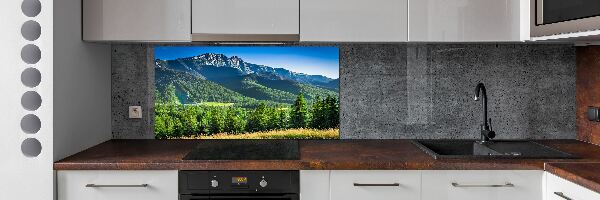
[487,118,496,139]
[487,130,496,139]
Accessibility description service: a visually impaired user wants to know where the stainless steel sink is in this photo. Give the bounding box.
[411,140,577,159]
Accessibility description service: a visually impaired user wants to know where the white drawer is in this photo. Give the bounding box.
[57,170,178,200]
[422,170,543,200]
[330,170,420,200]
[546,172,600,200]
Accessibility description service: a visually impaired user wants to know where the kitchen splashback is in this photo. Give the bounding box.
[112,44,576,140]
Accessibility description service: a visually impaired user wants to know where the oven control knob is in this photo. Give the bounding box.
[259,179,268,188]
[210,179,219,188]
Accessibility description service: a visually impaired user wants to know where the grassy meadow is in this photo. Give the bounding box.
[175,128,340,139]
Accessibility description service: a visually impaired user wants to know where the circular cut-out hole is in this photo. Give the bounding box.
[21,68,41,87]
[21,114,41,134]
[21,138,42,157]
[21,44,41,64]
[21,91,42,111]
[21,20,41,41]
[21,0,41,17]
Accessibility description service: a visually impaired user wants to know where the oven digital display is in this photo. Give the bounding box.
[232,177,248,185]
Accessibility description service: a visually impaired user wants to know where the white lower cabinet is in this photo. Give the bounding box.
[56,170,600,200]
[57,170,178,200]
[300,170,546,200]
[300,171,331,200]
[421,170,543,200]
[329,170,421,200]
[546,172,600,200]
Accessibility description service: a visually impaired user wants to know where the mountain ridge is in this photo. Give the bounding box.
[156,53,339,88]
[155,53,339,107]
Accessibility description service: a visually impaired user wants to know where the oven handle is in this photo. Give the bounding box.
[180,194,298,200]
[85,184,149,188]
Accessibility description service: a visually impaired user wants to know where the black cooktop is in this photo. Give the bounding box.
[182,140,300,160]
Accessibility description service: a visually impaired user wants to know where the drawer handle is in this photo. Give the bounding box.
[353,183,400,187]
[85,184,149,188]
[451,182,514,188]
[554,192,573,200]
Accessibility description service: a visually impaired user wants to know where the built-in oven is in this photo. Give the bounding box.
[179,171,299,200]
[532,0,600,37]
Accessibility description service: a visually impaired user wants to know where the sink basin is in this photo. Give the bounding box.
[411,140,577,159]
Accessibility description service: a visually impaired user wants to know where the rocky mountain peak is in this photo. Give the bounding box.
[158,53,336,86]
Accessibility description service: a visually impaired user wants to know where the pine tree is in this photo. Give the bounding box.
[310,96,324,129]
[179,105,198,135]
[247,103,269,132]
[277,108,289,130]
[267,107,278,130]
[195,109,209,135]
[208,108,224,134]
[233,108,246,134]
[155,89,165,103]
[290,93,308,128]
[154,114,168,139]
[223,107,245,134]
[165,84,179,104]
[324,96,340,129]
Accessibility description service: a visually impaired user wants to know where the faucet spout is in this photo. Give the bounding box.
[474,83,488,130]
[474,83,495,142]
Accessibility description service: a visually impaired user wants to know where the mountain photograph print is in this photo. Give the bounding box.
[153,46,340,139]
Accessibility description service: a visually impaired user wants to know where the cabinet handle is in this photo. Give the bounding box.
[353,183,400,187]
[451,182,514,188]
[85,184,149,188]
[554,192,573,200]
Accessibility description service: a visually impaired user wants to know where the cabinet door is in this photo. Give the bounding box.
[409,0,529,42]
[82,0,191,41]
[300,0,408,42]
[421,170,543,200]
[191,0,299,41]
[57,170,178,200]
[330,170,420,200]
[546,172,600,200]
[300,171,330,200]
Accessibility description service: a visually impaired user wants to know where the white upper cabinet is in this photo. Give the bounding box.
[191,0,300,41]
[80,0,533,42]
[408,0,530,42]
[300,0,408,42]
[82,0,191,42]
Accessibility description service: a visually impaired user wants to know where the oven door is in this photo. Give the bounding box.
[180,194,299,200]
[533,0,600,37]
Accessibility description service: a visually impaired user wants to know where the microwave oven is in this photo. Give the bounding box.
[532,0,600,37]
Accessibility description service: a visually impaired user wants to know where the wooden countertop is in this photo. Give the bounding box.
[545,162,600,194]
[54,139,600,170]
[54,139,600,193]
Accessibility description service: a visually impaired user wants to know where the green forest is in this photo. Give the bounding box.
[154,85,339,139]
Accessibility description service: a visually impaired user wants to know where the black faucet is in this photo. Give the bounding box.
[474,83,495,143]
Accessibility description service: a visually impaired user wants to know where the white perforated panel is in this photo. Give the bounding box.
[0,0,53,199]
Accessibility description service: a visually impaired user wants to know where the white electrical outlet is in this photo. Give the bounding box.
[129,106,142,119]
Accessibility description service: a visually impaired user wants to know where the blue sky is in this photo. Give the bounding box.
[154,46,340,79]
